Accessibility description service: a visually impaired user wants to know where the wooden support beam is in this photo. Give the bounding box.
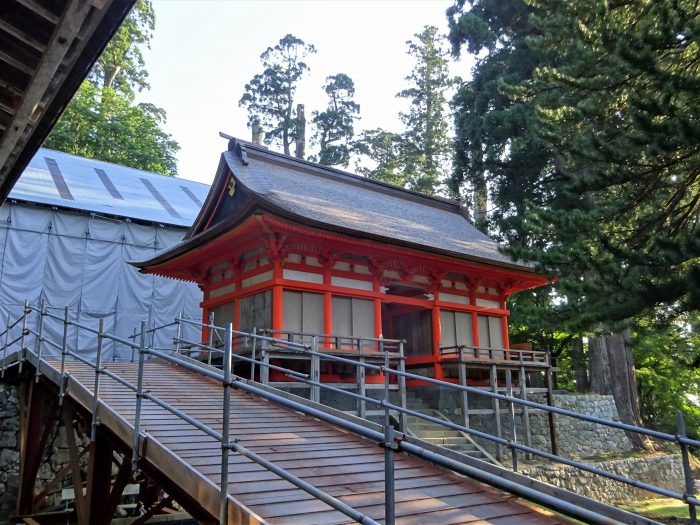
[32,445,89,512]
[130,496,174,525]
[16,381,59,515]
[15,0,61,24]
[63,405,88,525]
[99,455,132,525]
[86,432,113,524]
[0,19,46,53]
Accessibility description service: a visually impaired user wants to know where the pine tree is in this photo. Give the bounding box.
[239,34,316,157]
[513,0,700,324]
[397,25,454,195]
[355,26,453,195]
[312,74,360,167]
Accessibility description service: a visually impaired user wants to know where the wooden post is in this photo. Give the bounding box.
[86,432,113,524]
[520,365,532,456]
[357,355,366,419]
[506,368,518,471]
[491,365,502,461]
[546,367,558,455]
[16,381,58,516]
[398,341,407,433]
[431,305,443,379]
[458,347,469,429]
[310,336,320,403]
[64,405,88,525]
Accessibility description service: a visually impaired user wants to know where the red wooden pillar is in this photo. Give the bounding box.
[431,305,443,380]
[500,295,510,349]
[272,259,283,332]
[323,262,333,341]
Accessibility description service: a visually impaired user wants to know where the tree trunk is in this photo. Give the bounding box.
[295,104,305,160]
[588,335,611,395]
[589,329,647,449]
[571,337,589,392]
[605,329,646,448]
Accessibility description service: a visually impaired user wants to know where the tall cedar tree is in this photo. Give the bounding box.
[356,26,453,195]
[397,26,454,195]
[312,74,360,167]
[447,1,573,362]
[45,0,179,175]
[511,0,700,326]
[239,35,316,157]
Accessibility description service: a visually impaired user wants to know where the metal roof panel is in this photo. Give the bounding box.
[9,148,209,226]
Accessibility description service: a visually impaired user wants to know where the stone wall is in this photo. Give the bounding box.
[0,383,82,524]
[411,386,632,458]
[0,384,19,523]
[521,455,684,504]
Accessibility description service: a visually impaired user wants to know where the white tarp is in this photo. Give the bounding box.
[0,202,202,360]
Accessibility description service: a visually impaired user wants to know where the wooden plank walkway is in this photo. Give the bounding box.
[47,358,570,524]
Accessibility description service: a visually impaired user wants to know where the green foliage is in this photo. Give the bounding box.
[45,82,179,176]
[353,129,406,186]
[447,0,552,239]
[397,26,455,195]
[311,74,360,167]
[634,313,700,439]
[509,0,700,327]
[239,34,316,156]
[88,0,155,96]
[355,26,454,195]
[46,0,178,175]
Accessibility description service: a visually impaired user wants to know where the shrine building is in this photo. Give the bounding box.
[134,137,549,387]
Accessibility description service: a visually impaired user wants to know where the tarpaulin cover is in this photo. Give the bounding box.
[0,202,202,360]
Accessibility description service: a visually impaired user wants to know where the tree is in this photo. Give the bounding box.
[397,26,454,195]
[44,82,179,176]
[447,0,552,238]
[239,34,316,157]
[88,0,156,96]
[45,0,178,175]
[353,129,405,186]
[355,26,453,195]
[510,0,700,326]
[312,74,359,167]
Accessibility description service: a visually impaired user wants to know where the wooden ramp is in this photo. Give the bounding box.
[39,357,568,524]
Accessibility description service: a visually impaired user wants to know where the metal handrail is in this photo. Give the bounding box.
[439,344,548,362]
[15,307,382,525]
[2,303,697,523]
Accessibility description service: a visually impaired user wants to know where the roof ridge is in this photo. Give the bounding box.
[227,137,465,214]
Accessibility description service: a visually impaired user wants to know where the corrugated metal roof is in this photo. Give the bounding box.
[8,148,209,227]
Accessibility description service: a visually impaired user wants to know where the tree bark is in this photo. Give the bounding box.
[571,337,589,392]
[588,334,612,395]
[605,329,646,448]
[589,329,647,449]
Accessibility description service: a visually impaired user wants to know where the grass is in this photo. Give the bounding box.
[620,498,693,520]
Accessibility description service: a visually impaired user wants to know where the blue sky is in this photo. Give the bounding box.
[136,0,473,183]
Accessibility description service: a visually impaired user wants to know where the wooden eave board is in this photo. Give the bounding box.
[51,359,569,524]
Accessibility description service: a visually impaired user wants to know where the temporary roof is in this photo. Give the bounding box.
[136,137,536,274]
[9,148,209,227]
[0,0,136,203]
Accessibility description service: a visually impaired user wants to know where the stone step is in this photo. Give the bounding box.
[422,436,475,446]
[415,429,464,438]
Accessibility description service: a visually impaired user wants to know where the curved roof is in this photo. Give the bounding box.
[228,148,522,268]
[137,138,536,274]
[9,148,209,227]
